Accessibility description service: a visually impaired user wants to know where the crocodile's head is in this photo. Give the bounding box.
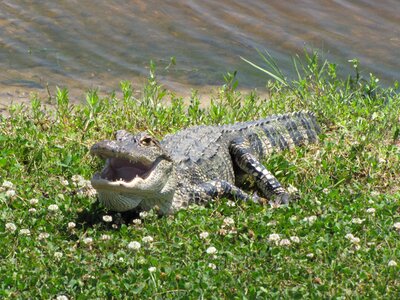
[90,130,176,213]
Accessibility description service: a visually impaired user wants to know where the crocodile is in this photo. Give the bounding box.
[90,111,321,215]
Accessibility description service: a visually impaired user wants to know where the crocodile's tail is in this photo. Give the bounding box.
[285,110,321,142]
[268,111,320,149]
[240,111,321,155]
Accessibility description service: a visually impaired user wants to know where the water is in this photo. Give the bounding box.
[0,0,399,105]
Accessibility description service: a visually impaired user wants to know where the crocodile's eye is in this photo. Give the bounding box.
[140,136,158,147]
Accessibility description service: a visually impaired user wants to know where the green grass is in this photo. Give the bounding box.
[1,53,400,299]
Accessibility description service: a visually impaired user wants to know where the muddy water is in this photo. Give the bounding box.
[0,0,399,107]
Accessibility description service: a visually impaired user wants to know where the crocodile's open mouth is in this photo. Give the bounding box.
[99,158,155,182]
[90,156,166,212]
[96,157,157,182]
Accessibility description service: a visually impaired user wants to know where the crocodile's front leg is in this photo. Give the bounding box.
[190,179,260,205]
[229,138,291,204]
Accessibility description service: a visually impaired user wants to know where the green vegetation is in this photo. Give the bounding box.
[1,53,400,298]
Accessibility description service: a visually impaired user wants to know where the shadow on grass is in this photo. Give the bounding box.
[75,201,140,229]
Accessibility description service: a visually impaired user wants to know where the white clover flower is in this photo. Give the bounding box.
[5,190,16,198]
[287,184,298,194]
[29,198,39,205]
[139,211,149,219]
[84,179,92,187]
[77,179,89,188]
[218,228,228,236]
[48,204,59,212]
[226,200,236,207]
[223,217,235,227]
[388,260,397,267]
[290,236,300,243]
[77,185,97,197]
[54,252,63,259]
[83,237,93,245]
[19,228,31,236]
[38,232,50,240]
[268,233,280,243]
[67,222,76,229]
[322,188,330,194]
[56,295,69,300]
[142,236,154,243]
[206,246,218,254]
[308,215,317,223]
[148,266,156,273]
[351,218,365,224]
[86,187,98,197]
[366,208,376,214]
[2,180,14,189]
[345,233,360,244]
[393,222,400,231]
[28,208,37,213]
[208,263,217,270]
[302,216,317,224]
[71,175,84,183]
[199,231,209,239]
[5,222,17,233]
[279,239,291,247]
[61,179,69,186]
[306,253,314,258]
[100,234,111,241]
[102,215,113,223]
[132,219,142,225]
[127,241,141,250]
[345,233,355,240]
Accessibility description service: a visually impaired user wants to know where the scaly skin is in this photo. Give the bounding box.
[90,111,321,215]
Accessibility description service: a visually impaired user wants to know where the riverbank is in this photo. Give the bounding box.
[0,73,269,115]
[1,57,399,298]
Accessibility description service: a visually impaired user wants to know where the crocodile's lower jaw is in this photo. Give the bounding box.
[97,190,143,212]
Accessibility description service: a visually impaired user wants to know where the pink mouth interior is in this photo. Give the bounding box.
[101,158,152,182]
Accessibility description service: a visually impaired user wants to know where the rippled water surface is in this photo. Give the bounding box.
[0,0,399,104]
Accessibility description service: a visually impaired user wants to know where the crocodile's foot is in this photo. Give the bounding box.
[251,192,268,205]
[269,192,291,207]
